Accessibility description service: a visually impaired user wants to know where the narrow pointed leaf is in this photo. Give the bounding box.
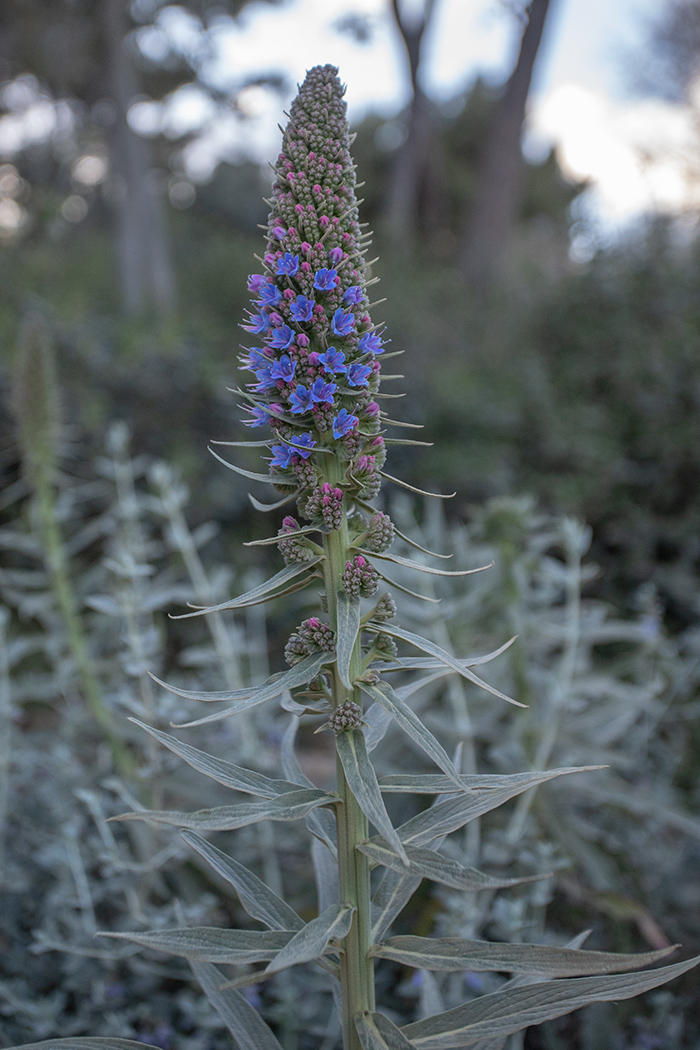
[383,638,517,675]
[336,590,361,689]
[376,570,442,603]
[401,955,700,1048]
[1,1042,167,1050]
[170,560,321,618]
[210,439,272,448]
[192,961,285,1050]
[380,416,425,429]
[396,769,597,846]
[245,525,321,546]
[369,551,493,578]
[356,1011,416,1050]
[261,904,354,978]
[282,715,338,856]
[371,936,677,976]
[366,623,524,708]
[153,652,327,703]
[359,841,542,893]
[379,766,600,795]
[100,926,297,963]
[360,681,463,789]
[207,445,284,484]
[336,729,409,865]
[183,832,304,931]
[249,490,300,512]
[371,868,423,943]
[380,471,455,499]
[130,719,300,797]
[111,788,331,832]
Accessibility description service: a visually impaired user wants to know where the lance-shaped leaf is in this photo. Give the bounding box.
[379,765,601,795]
[376,569,442,603]
[192,961,285,1050]
[380,470,455,499]
[100,926,298,964]
[359,841,542,893]
[111,788,332,832]
[1,1042,172,1050]
[396,769,598,846]
[370,936,677,977]
[183,832,304,931]
[282,715,338,856]
[367,550,493,578]
[130,719,301,797]
[249,490,300,512]
[371,867,423,943]
[336,729,409,865]
[223,905,355,988]
[336,590,361,689]
[356,1011,416,1050]
[382,638,517,675]
[245,525,321,547]
[160,653,331,729]
[401,955,700,1049]
[360,681,463,789]
[365,624,524,708]
[208,445,288,485]
[170,559,321,618]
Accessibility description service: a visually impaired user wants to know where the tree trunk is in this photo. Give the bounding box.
[103,0,175,317]
[458,0,552,289]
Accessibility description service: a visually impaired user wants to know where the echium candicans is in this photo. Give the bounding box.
[12,64,698,1050]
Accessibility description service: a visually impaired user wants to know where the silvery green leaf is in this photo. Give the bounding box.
[382,638,517,674]
[397,769,598,846]
[335,729,409,865]
[1,1042,166,1050]
[170,559,321,618]
[182,832,304,931]
[364,702,393,753]
[379,766,600,795]
[356,1011,416,1050]
[375,570,442,604]
[369,550,492,578]
[370,936,677,976]
[249,491,300,512]
[130,719,300,797]
[245,525,321,546]
[312,837,340,913]
[359,842,541,892]
[360,681,462,789]
[336,590,361,689]
[282,715,338,856]
[207,445,286,485]
[365,624,524,708]
[379,470,455,499]
[401,955,700,1048]
[192,961,284,1050]
[100,926,297,963]
[112,788,332,831]
[371,868,423,943]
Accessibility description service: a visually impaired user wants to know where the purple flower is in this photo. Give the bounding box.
[276,252,300,277]
[310,376,337,404]
[289,384,313,414]
[270,354,296,383]
[328,247,343,265]
[347,361,371,387]
[270,444,295,468]
[290,294,315,322]
[333,408,358,438]
[241,310,271,334]
[242,348,270,371]
[242,405,271,427]
[318,346,347,374]
[313,267,338,291]
[289,432,317,459]
[358,330,383,354]
[247,274,265,293]
[343,285,363,305]
[254,366,277,391]
[268,324,295,350]
[259,283,282,307]
[332,308,356,337]
[272,225,287,239]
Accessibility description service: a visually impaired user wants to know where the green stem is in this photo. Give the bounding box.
[321,455,375,1050]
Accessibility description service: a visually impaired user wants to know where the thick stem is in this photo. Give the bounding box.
[320,455,375,1050]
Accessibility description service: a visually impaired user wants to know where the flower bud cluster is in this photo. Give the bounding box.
[277,516,316,564]
[365,511,394,553]
[372,593,397,621]
[342,555,379,599]
[304,483,343,530]
[372,633,398,661]
[284,617,336,666]
[329,700,363,733]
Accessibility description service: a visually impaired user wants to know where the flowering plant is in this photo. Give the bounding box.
[9,64,699,1050]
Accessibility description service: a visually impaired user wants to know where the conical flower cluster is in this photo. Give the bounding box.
[239,65,386,508]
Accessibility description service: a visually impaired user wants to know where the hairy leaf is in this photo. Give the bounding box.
[360,681,463,789]
[370,936,677,976]
[401,956,700,1048]
[379,766,600,795]
[207,446,287,484]
[111,788,332,832]
[192,961,284,1050]
[356,1011,416,1050]
[371,867,423,943]
[100,926,297,963]
[369,550,492,578]
[379,471,455,499]
[182,832,304,931]
[1,1043,167,1050]
[359,842,542,893]
[336,590,361,689]
[382,638,517,675]
[249,490,300,512]
[336,729,409,865]
[282,715,338,856]
[170,559,321,618]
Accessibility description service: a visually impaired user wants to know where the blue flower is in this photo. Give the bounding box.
[289,432,317,459]
[310,376,337,404]
[242,405,270,427]
[242,348,270,371]
[289,384,313,414]
[247,274,265,293]
[358,330,383,354]
[270,444,295,468]
[318,346,347,374]
[254,366,277,391]
[313,267,338,291]
[276,253,300,277]
[332,308,356,337]
[270,354,296,383]
[268,324,295,350]
[290,294,315,322]
[241,310,270,334]
[347,362,371,387]
[332,408,359,439]
[258,283,282,307]
[343,285,363,305]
